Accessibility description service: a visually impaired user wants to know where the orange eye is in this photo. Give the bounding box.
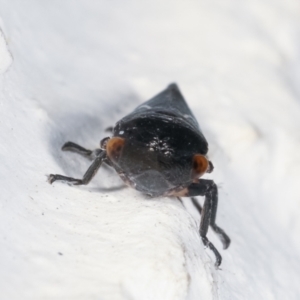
[106,137,125,162]
[192,154,209,178]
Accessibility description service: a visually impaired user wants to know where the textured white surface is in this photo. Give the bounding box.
[1,1,300,299]
[0,20,12,73]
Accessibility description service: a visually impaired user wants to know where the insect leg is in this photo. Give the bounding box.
[48,151,106,185]
[105,126,114,133]
[190,197,202,214]
[176,197,185,208]
[61,141,95,157]
[61,141,105,162]
[186,179,226,268]
[190,196,230,250]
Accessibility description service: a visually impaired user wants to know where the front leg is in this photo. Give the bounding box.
[48,151,106,185]
[187,179,230,268]
[61,141,104,160]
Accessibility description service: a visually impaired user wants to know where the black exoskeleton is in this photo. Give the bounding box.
[49,83,230,267]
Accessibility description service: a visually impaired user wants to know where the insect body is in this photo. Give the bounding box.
[49,84,230,267]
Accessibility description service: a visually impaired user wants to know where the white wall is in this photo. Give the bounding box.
[0,1,300,299]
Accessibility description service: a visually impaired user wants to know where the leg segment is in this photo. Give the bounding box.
[61,141,104,161]
[190,197,202,214]
[62,141,93,157]
[105,126,114,133]
[186,179,230,268]
[191,196,230,250]
[49,151,106,185]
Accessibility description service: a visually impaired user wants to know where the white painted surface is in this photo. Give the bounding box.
[0,19,12,73]
[0,0,300,299]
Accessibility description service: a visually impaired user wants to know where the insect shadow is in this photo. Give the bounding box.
[47,92,141,192]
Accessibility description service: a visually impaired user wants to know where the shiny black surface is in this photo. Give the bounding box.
[111,84,209,196]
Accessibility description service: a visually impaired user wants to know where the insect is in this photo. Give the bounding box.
[48,83,230,267]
